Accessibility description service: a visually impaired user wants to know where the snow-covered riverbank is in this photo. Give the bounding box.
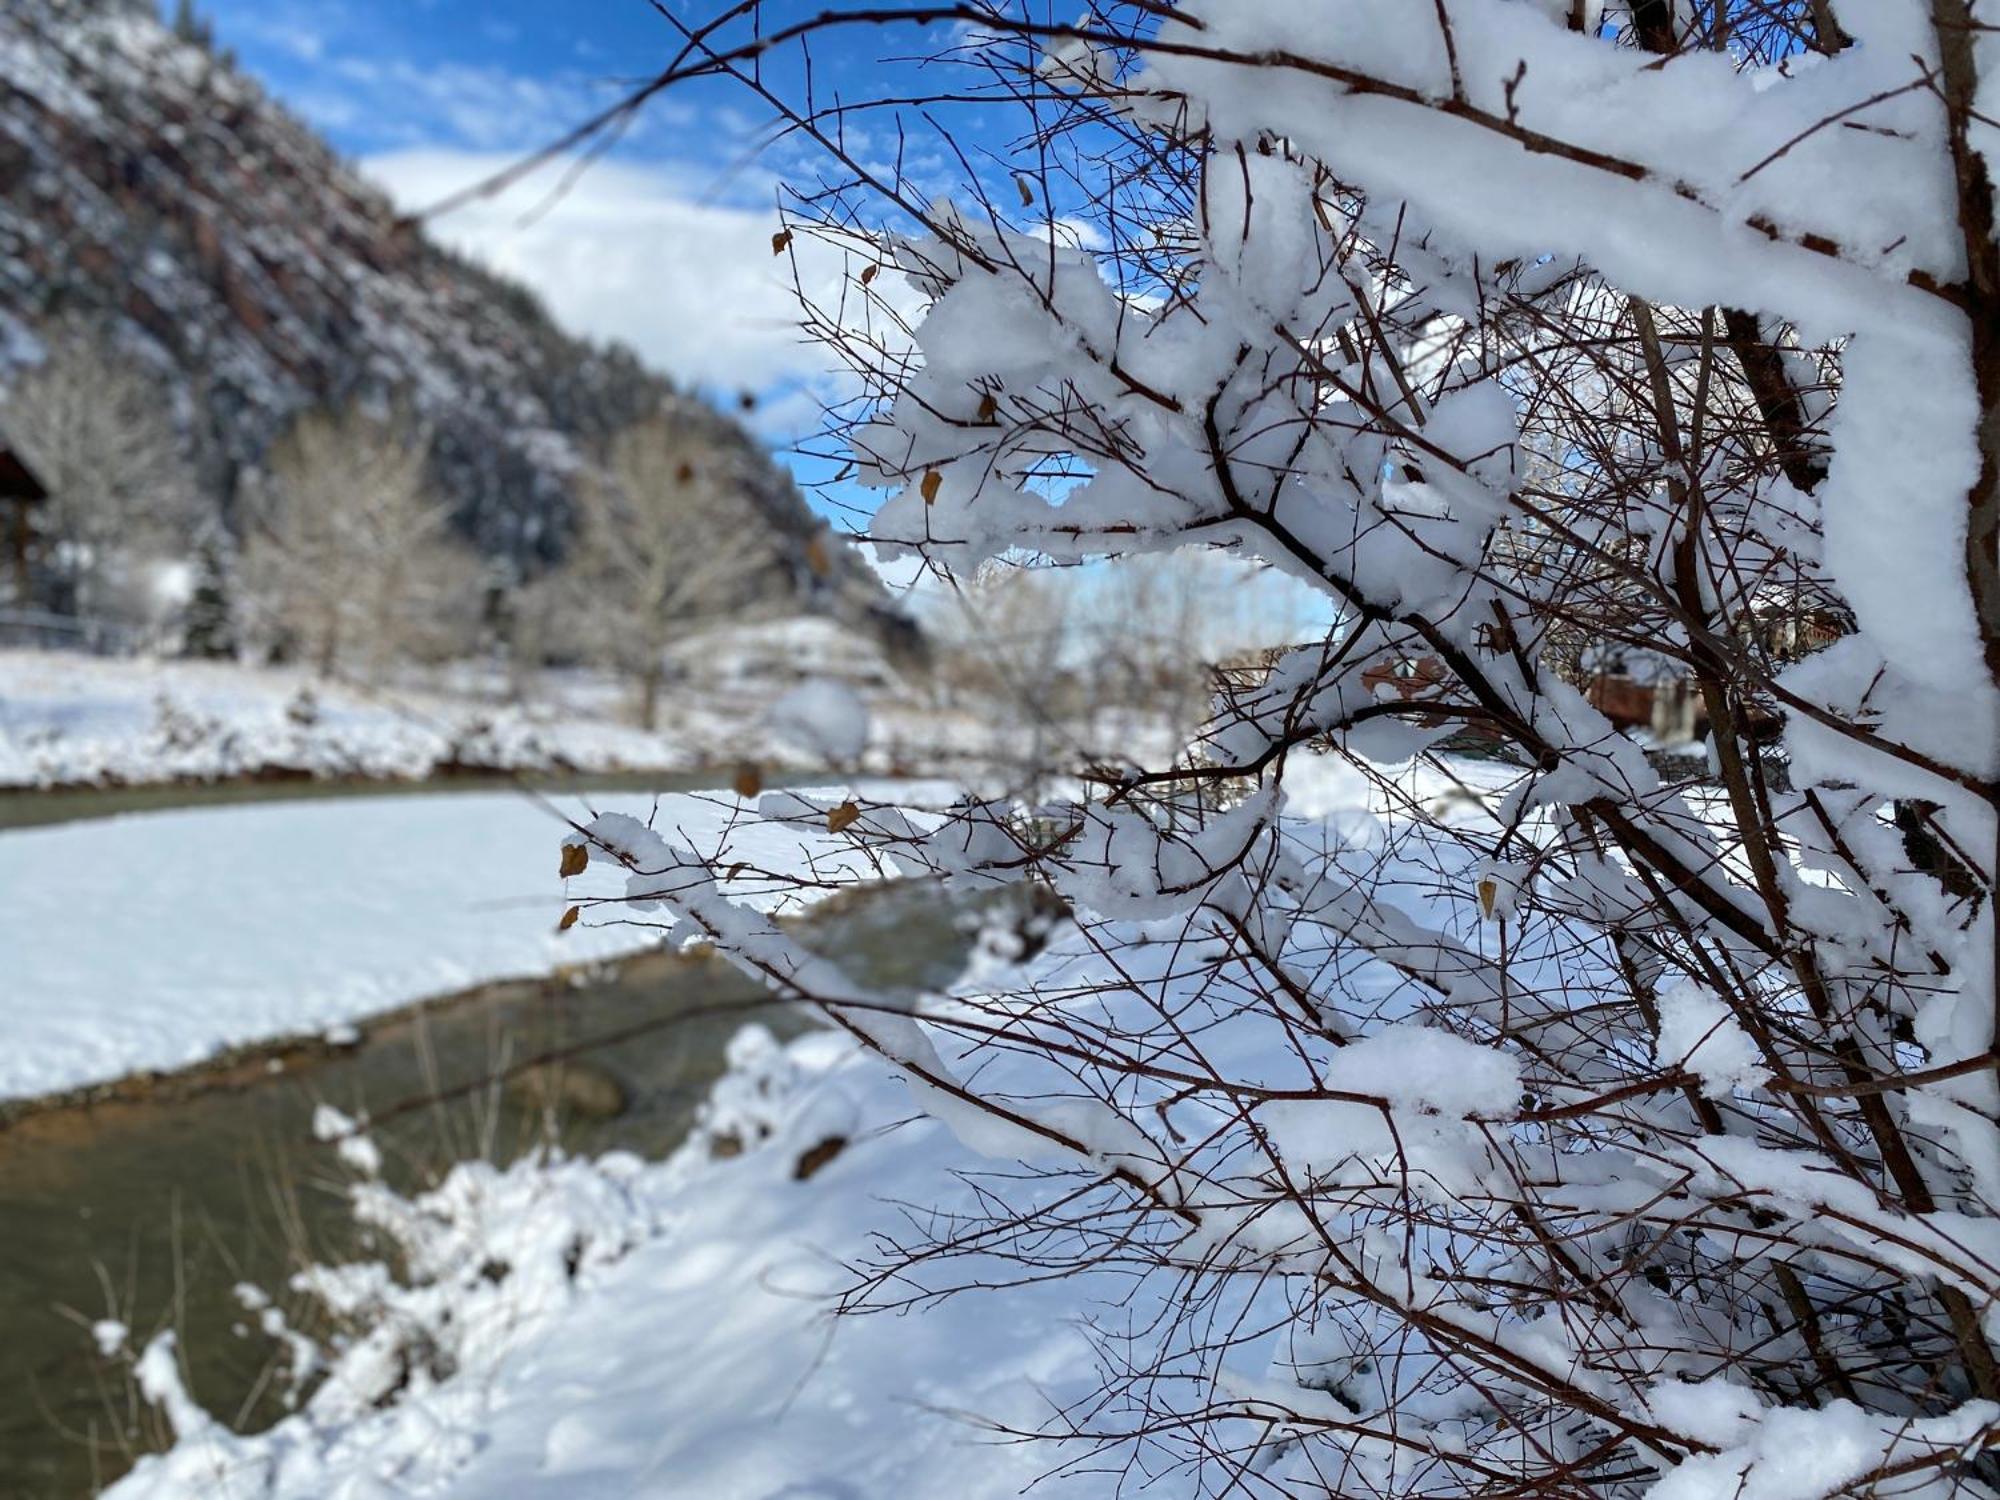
[0,616,938,789]
[0,632,1172,795]
[0,782,939,1102]
[0,649,716,789]
[107,1020,1130,1500]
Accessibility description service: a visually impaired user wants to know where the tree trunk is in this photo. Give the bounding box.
[638,663,662,730]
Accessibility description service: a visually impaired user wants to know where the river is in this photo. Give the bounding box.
[0,777,980,1497]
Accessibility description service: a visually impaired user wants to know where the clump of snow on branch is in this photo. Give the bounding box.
[1654,981,1772,1099]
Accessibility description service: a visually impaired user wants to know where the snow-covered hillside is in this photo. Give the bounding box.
[0,0,896,632]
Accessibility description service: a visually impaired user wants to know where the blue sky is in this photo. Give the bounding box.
[194,1,800,161]
[179,1,983,453]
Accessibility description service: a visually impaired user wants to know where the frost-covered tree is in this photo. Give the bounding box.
[1,331,196,620]
[239,402,480,680]
[925,558,1085,785]
[934,550,1302,777]
[561,3,2000,1494]
[528,412,777,728]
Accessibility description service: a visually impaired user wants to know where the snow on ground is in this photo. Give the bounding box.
[0,648,752,792]
[0,741,1513,1106]
[0,619,928,789]
[31,742,1570,1499]
[0,625,1174,792]
[0,649,711,788]
[0,743,1529,1106]
[0,781,948,1101]
[106,1021,1133,1500]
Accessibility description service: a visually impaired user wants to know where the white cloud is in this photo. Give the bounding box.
[337,61,688,153]
[362,149,859,407]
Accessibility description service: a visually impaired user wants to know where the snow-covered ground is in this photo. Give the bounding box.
[0,781,943,1101]
[23,740,1552,1499]
[107,1021,1133,1500]
[0,621,1179,792]
[0,649,706,788]
[0,620,937,789]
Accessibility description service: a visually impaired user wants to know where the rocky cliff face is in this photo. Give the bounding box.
[0,0,904,640]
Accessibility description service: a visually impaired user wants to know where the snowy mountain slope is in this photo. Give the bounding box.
[0,0,897,630]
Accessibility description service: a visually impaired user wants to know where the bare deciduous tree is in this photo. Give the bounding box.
[239,402,480,681]
[933,549,1302,781]
[1,330,196,621]
[529,412,777,728]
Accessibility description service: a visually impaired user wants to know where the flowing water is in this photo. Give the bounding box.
[0,779,983,1497]
[0,768,733,832]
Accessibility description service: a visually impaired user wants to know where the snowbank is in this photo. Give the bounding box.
[105,1022,1128,1500]
[0,783,937,1101]
[0,650,727,789]
[0,635,1169,794]
[100,759,1520,1498]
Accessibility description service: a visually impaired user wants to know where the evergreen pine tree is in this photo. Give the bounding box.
[169,0,212,51]
[178,535,235,659]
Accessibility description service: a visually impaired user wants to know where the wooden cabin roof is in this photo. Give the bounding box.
[0,446,48,504]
